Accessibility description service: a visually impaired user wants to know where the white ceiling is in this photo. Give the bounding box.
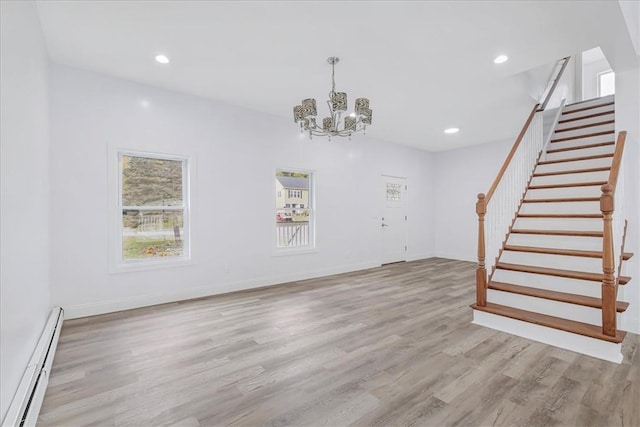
[36,1,638,152]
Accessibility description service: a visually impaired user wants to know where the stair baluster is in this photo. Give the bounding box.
[476,106,543,302]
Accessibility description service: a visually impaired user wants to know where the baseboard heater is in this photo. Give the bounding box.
[2,307,64,427]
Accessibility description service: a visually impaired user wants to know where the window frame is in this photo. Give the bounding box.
[274,168,316,254]
[113,150,191,272]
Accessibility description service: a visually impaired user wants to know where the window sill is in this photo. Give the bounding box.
[271,247,318,257]
[110,257,194,274]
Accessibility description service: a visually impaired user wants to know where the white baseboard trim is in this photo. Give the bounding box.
[472,310,623,364]
[62,261,381,319]
[406,252,436,262]
[433,252,476,263]
[2,307,64,427]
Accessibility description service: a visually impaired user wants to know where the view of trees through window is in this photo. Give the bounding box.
[120,154,187,261]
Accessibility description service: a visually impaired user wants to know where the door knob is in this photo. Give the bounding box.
[381,223,389,227]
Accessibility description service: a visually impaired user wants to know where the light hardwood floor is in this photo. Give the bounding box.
[39,258,639,426]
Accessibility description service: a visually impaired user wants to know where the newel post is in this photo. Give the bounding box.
[600,184,616,337]
[476,193,487,307]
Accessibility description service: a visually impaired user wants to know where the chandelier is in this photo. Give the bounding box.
[293,57,372,140]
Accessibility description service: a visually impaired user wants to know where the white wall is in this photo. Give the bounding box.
[583,58,612,100]
[615,66,640,334]
[0,1,51,421]
[618,0,640,57]
[48,64,435,318]
[433,138,512,262]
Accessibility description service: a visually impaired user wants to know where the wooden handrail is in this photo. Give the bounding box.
[476,55,573,311]
[607,131,627,190]
[538,57,571,112]
[485,104,539,203]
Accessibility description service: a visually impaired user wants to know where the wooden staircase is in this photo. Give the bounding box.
[471,94,633,362]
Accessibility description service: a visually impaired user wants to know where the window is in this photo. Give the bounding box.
[386,183,402,201]
[275,170,314,249]
[598,70,615,97]
[118,152,189,265]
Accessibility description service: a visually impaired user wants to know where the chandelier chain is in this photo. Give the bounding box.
[331,60,336,95]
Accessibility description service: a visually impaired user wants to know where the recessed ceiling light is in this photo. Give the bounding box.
[155,54,170,64]
[444,127,459,134]
[494,54,508,64]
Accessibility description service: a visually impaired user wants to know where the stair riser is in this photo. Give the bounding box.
[544,144,614,162]
[513,217,602,232]
[520,201,600,214]
[506,233,603,251]
[562,95,614,112]
[499,250,603,274]
[535,157,612,174]
[526,186,603,199]
[555,113,615,131]
[491,269,602,298]
[549,133,614,149]
[552,123,614,140]
[472,311,623,363]
[487,289,605,325]
[562,103,614,117]
[530,170,610,186]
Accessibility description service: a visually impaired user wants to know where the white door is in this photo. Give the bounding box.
[381,175,407,264]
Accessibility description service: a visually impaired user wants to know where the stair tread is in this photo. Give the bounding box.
[546,141,614,154]
[511,228,603,237]
[489,281,629,312]
[517,213,602,218]
[533,166,610,177]
[565,95,614,107]
[528,181,607,190]
[537,153,613,165]
[504,245,604,258]
[551,130,614,143]
[503,245,631,260]
[558,111,614,124]
[523,197,600,203]
[496,262,630,284]
[470,302,626,343]
[562,101,615,115]
[555,120,615,133]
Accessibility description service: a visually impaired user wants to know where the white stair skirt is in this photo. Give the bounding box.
[472,310,623,363]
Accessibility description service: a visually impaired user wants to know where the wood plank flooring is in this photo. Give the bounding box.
[38,258,639,426]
